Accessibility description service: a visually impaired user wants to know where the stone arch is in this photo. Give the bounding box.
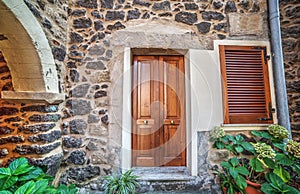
[0,0,59,93]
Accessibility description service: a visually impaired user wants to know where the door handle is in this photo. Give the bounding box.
[144,120,148,124]
[170,120,175,125]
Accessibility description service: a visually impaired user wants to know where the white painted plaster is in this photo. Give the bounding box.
[121,47,132,171]
[184,52,193,175]
[189,50,223,132]
[188,49,223,176]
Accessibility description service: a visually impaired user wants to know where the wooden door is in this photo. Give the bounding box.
[132,55,186,167]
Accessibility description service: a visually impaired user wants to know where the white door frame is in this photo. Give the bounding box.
[121,47,197,176]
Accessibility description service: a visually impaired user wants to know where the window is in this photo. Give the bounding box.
[219,45,273,124]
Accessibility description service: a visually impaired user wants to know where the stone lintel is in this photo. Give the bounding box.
[1,91,65,104]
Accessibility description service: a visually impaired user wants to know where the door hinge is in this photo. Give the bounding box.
[252,46,270,64]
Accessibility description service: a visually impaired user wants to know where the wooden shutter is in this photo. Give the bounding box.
[219,45,273,124]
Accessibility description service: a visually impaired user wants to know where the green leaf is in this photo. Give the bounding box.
[282,184,300,194]
[31,179,49,194]
[267,173,285,187]
[234,146,244,153]
[65,184,78,194]
[251,131,272,139]
[0,168,11,179]
[15,181,35,194]
[235,135,244,142]
[229,167,238,178]
[227,135,235,142]
[221,135,229,143]
[261,183,275,193]
[13,165,35,176]
[57,184,78,194]
[8,158,28,172]
[229,157,239,167]
[263,158,276,169]
[274,166,290,183]
[241,142,254,153]
[273,142,285,151]
[0,191,13,194]
[19,167,44,181]
[291,164,300,174]
[44,186,57,194]
[221,161,232,169]
[57,184,68,194]
[275,154,293,166]
[215,141,225,149]
[250,158,265,172]
[234,175,247,191]
[225,145,234,153]
[228,185,235,194]
[1,176,18,190]
[235,166,249,176]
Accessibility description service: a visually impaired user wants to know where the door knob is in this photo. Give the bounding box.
[144,120,148,124]
[170,120,175,125]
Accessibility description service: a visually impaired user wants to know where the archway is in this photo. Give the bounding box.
[0,0,60,94]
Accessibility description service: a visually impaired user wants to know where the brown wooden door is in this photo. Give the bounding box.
[132,55,186,167]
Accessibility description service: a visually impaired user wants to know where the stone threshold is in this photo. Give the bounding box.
[132,167,195,181]
[1,91,65,104]
[143,191,211,194]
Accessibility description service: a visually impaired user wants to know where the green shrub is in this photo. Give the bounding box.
[268,124,289,140]
[211,124,300,193]
[103,169,140,194]
[0,157,77,194]
[286,140,300,159]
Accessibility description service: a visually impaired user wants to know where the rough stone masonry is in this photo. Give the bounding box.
[280,0,300,141]
[60,0,269,189]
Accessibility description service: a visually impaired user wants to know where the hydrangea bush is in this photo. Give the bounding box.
[211,124,300,194]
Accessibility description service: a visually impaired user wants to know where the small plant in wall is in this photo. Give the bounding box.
[0,157,77,194]
[103,169,140,194]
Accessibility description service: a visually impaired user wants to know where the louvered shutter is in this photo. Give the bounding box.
[219,45,273,124]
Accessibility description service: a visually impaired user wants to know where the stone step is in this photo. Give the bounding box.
[132,167,221,193]
[132,167,192,181]
[143,190,216,194]
[77,167,221,194]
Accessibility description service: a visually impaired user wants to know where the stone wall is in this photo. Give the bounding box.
[1,0,280,191]
[0,52,63,175]
[280,0,300,141]
[0,52,13,92]
[58,0,269,189]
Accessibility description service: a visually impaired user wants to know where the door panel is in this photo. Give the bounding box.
[137,59,152,118]
[132,56,157,167]
[161,56,185,166]
[132,55,186,167]
[162,125,184,166]
[136,125,155,166]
